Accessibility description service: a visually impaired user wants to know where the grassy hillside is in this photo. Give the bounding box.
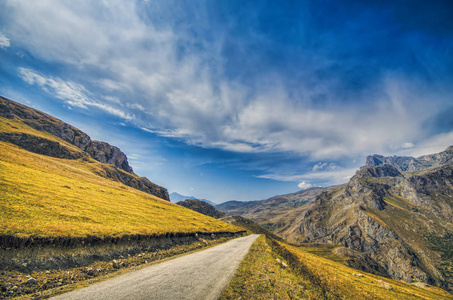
[220,235,453,300]
[0,117,241,238]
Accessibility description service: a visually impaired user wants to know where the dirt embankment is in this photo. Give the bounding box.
[0,231,246,299]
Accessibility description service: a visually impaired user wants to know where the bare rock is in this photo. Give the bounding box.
[378,280,394,290]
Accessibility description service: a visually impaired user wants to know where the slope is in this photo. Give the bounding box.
[0,97,242,238]
[0,96,168,200]
[216,186,335,239]
[220,235,453,300]
[177,199,225,219]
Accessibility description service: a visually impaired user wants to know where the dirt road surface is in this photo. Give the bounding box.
[51,234,259,300]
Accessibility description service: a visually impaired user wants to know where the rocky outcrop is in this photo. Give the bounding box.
[0,132,85,160]
[366,146,453,172]
[0,96,169,201]
[90,141,133,173]
[177,199,225,219]
[0,96,133,173]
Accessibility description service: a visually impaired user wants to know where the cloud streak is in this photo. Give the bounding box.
[18,68,133,120]
[0,32,10,48]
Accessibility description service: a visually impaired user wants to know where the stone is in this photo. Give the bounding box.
[26,277,37,284]
[378,280,394,290]
[112,260,120,269]
[86,268,95,276]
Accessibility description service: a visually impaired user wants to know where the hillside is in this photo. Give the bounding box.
[287,146,453,291]
[220,235,452,300]
[0,97,242,239]
[216,186,335,237]
[0,96,168,200]
[177,199,225,218]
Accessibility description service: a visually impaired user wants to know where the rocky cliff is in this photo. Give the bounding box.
[366,146,453,172]
[296,147,453,291]
[0,96,169,201]
[0,96,133,173]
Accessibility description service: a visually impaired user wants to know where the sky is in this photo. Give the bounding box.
[1,0,452,203]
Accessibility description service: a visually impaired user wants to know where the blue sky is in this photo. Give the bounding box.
[1,0,452,203]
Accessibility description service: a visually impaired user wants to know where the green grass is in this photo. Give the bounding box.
[0,139,241,238]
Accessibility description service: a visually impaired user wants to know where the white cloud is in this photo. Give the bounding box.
[0,33,10,48]
[399,131,453,158]
[18,67,133,120]
[312,162,340,172]
[401,142,415,149]
[312,162,327,172]
[298,181,312,189]
[126,103,145,112]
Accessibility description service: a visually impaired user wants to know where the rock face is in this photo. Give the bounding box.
[0,132,85,160]
[296,146,453,290]
[177,199,225,219]
[0,96,133,173]
[90,141,133,173]
[0,96,169,201]
[366,146,453,172]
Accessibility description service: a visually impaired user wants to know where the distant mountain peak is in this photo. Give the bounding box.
[169,192,215,205]
[365,145,453,172]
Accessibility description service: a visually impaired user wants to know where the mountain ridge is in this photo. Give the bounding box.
[170,192,215,205]
[176,199,225,219]
[0,96,169,200]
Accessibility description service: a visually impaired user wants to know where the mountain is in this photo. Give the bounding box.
[0,95,242,241]
[176,199,225,219]
[169,192,216,205]
[216,186,336,235]
[291,146,453,291]
[0,96,168,200]
[366,146,453,172]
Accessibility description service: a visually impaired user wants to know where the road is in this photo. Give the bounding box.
[51,234,259,300]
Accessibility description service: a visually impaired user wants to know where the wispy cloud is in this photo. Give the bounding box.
[0,33,10,48]
[18,68,133,120]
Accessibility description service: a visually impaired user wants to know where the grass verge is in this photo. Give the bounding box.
[220,235,453,300]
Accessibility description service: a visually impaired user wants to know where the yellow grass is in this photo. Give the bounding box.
[281,241,453,300]
[0,141,241,238]
[219,235,323,300]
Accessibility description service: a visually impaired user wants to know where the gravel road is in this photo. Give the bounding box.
[51,234,259,300]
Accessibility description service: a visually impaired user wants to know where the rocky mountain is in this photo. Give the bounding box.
[366,146,453,172]
[294,146,453,291]
[0,96,169,200]
[169,192,215,205]
[216,187,336,237]
[176,199,225,219]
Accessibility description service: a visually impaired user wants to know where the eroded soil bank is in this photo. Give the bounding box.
[0,231,245,299]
